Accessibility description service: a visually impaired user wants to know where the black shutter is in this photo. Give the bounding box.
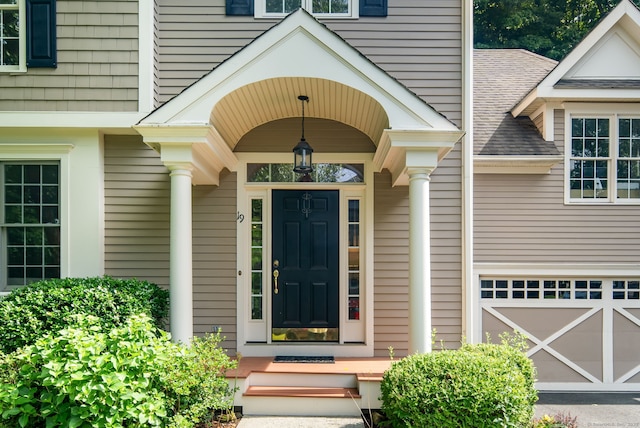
[226,0,254,16]
[26,0,57,67]
[360,0,387,17]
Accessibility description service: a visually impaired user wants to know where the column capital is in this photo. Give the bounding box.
[406,167,434,178]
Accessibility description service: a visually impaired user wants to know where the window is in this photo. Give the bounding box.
[264,0,350,16]
[481,278,604,300]
[0,0,56,72]
[1,163,60,290]
[247,163,364,183]
[0,0,21,69]
[568,116,640,203]
[226,0,387,18]
[250,198,264,320]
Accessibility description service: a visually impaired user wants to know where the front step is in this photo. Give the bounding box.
[239,372,364,416]
[245,385,361,398]
[227,357,390,417]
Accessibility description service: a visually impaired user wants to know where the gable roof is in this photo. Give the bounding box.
[138,8,459,145]
[474,49,558,156]
[513,0,640,117]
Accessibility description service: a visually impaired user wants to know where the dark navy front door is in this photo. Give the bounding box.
[271,190,339,341]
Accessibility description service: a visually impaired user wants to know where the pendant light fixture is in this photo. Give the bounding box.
[292,95,313,175]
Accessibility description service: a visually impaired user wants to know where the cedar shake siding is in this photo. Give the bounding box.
[474,110,640,263]
[0,1,139,112]
[156,0,463,125]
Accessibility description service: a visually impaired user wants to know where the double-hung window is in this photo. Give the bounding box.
[568,115,640,203]
[227,0,387,18]
[263,0,351,16]
[1,163,60,290]
[0,0,22,70]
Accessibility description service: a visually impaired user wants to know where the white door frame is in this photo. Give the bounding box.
[236,153,375,357]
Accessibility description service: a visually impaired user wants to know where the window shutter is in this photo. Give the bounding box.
[26,0,57,68]
[360,0,387,17]
[226,0,254,16]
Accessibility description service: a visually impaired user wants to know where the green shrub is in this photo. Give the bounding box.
[0,276,169,353]
[380,337,537,428]
[0,314,236,428]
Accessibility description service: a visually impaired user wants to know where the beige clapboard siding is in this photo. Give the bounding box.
[192,172,238,351]
[104,135,170,289]
[373,156,463,356]
[0,1,139,112]
[430,149,463,345]
[474,109,640,263]
[374,171,410,357]
[156,0,462,125]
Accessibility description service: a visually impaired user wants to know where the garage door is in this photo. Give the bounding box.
[481,277,640,391]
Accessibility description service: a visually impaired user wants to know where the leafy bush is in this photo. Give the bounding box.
[380,335,537,428]
[0,314,236,428]
[0,276,169,353]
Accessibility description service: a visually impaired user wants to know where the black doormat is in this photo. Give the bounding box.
[274,355,335,363]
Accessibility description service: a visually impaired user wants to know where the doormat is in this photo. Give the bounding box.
[274,355,335,363]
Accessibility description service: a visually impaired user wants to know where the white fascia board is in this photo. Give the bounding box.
[474,156,563,174]
[0,112,145,129]
[511,88,541,117]
[140,10,459,132]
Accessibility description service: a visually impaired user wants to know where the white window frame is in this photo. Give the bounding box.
[0,146,71,295]
[565,105,640,205]
[255,0,359,19]
[0,0,26,73]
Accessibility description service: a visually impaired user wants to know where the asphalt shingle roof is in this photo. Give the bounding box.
[474,49,560,156]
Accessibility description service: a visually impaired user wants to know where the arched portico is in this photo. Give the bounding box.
[134,9,463,352]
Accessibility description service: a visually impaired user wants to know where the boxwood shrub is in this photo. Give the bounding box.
[0,276,169,353]
[0,314,236,428]
[380,336,537,427]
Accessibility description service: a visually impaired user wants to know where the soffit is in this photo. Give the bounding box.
[212,77,388,150]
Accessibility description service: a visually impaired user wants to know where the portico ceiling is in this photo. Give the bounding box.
[211,77,389,150]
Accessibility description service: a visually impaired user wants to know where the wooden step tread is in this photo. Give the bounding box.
[244,385,361,399]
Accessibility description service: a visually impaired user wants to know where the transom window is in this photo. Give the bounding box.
[568,116,640,203]
[1,163,60,290]
[258,0,355,17]
[247,163,364,183]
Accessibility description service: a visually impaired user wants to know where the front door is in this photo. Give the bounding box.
[271,190,339,342]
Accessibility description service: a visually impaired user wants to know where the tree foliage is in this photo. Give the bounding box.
[474,0,640,59]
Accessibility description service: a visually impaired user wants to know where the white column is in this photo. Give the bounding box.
[168,165,193,344]
[408,168,432,354]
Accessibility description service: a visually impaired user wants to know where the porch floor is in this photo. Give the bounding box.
[226,357,393,382]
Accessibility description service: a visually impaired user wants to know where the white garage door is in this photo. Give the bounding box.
[481,277,640,391]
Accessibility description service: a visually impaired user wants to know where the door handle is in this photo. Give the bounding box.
[273,269,279,294]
